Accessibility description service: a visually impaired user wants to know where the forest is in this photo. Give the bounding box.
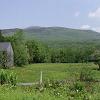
[0,29,100,67]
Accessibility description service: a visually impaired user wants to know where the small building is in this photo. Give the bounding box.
[0,42,14,67]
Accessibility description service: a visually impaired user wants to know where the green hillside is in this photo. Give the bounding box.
[1,26,100,47]
[24,27,100,42]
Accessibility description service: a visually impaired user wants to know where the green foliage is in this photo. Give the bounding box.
[0,70,17,85]
[0,51,8,68]
[26,40,50,63]
[91,50,100,70]
[70,82,84,92]
[80,68,94,82]
[5,29,29,66]
[50,47,94,63]
[13,44,28,66]
[9,72,17,86]
[12,30,29,66]
[44,80,63,89]
[0,70,8,85]
[1,28,98,65]
[0,63,99,100]
[0,30,5,42]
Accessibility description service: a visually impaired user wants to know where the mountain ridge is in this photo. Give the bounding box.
[1,26,100,45]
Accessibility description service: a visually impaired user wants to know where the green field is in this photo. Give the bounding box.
[2,63,99,83]
[0,63,100,100]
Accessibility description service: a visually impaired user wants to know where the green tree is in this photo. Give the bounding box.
[5,29,29,66]
[26,40,50,63]
[91,50,100,70]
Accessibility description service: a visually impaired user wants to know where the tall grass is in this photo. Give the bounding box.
[0,63,99,100]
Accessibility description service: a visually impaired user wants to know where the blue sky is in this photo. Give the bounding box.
[0,0,100,32]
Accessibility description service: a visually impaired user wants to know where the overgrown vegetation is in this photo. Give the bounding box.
[91,50,100,70]
[80,68,95,82]
[0,63,99,100]
[0,51,8,68]
[0,29,100,99]
[0,70,17,85]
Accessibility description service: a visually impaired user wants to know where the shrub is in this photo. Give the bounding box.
[0,70,8,85]
[0,52,8,69]
[70,82,84,92]
[44,80,63,89]
[91,50,100,70]
[80,68,94,82]
[9,72,17,86]
[0,70,17,85]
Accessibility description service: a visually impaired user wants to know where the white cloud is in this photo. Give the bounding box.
[92,27,100,32]
[88,8,100,18]
[80,25,100,33]
[75,12,80,17]
[80,25,91,30]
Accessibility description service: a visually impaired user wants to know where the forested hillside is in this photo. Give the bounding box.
[1,26,100,47]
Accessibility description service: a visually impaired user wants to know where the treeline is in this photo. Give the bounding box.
[50,47,95,63]
[0,30,98,66]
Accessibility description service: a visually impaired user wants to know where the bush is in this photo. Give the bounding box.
[0,70,17,85]
[44,80,63,89]
[69,82,84,92]
[80,68,94,82]
[0,52,8,69]
[71,82,84,92]
[9,72,17,86]
[0,70,8,85]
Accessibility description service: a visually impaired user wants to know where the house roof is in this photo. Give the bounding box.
[0,42,11,51]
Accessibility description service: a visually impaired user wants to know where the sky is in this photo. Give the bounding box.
[0,0,100,32]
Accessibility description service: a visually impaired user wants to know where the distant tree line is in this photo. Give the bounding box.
[0,29,99,67]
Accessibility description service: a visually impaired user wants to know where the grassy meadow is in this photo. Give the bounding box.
[0,63,100,100]
[2,63,99,83]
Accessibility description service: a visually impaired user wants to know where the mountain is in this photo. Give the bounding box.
[1,26,100,47]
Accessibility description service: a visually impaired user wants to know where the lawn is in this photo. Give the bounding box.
[0,63,100,100]
[3,63,99,83]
